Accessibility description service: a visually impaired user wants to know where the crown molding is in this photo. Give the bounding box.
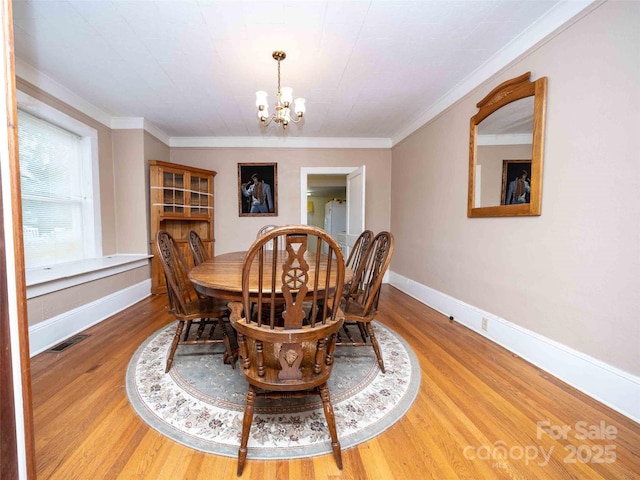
[13,62,387,149]
[15,58,113,128]
[390,0,600,146]
[15,59,173,145]
[110,117,171,145]
[169,136,391,149]
[14,0,598,150]
[16,89,97,138]
[110,117,144,130]
[144,120,171,145]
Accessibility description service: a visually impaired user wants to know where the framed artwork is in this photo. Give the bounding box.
[238,163,278,217]
[501,159,532,205]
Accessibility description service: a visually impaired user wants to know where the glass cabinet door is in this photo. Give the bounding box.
[162,171,184,213]
[190,175,210,215]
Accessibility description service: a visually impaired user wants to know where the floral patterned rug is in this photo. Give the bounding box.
[125,320,420,460]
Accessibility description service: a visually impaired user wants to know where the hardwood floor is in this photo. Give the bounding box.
[31,285,640,479]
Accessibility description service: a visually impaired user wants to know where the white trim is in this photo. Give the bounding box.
[346,166,366,251]
[474,164,482,207]
[110,117,171,145]
[15,58,112,128]
[28,279,152,357]
[388,271,640,423]
[110,116,144,130]
[144,120,171,145]
[300,167,359,224]
[390,0,599,146]
[169,136,391,149]
[16,90,98,138]
[25,254,151,299]
[477,133,533,146]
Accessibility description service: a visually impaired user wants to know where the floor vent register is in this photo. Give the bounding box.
[47,334,90,353]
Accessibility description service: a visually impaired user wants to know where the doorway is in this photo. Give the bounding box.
[300,166,365,255]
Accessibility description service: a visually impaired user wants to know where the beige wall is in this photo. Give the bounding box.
[144,131,170,254]
[26,266,149,327]
[144,131,170,163]
[390,1,640,375]
[170,148,392,255]
[109,128,170,256]
[107,128,170,256]
[112,129,147,253]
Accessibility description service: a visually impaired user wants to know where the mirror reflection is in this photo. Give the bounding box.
[476,96,534,207]
[467,72,547,218]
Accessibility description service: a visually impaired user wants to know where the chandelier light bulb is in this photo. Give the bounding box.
[256,51,306,130]
[294,98,306,116]
[280,87,293,106]
[255,90,268,108]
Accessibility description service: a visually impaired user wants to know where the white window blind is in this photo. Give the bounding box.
[18,110,95,268]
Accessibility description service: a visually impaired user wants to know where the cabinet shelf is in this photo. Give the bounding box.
[149,160,216,294]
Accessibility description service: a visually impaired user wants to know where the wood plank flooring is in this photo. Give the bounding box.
[30,285,640,479]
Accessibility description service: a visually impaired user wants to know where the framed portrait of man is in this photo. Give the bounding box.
[501,159,531,205]
[238,163,278,217]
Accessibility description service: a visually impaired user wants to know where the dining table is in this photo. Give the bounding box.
[188,250,353,302]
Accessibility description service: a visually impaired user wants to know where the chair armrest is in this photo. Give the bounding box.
[228,301,245,323]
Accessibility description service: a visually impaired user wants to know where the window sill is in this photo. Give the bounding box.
[25,254,152,299]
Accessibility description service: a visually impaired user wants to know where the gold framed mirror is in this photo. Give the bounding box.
[468,72,547,217]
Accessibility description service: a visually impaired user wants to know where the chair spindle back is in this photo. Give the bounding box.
[156,230,201,315]
[188,230,210,266]
[347,231,394,316]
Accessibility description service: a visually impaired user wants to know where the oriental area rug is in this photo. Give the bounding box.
[126,321,420,460]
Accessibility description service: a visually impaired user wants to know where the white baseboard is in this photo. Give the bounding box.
[388,271,640,424]
[28,279,152,357]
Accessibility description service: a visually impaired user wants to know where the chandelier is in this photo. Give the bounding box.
[255,51,306,129]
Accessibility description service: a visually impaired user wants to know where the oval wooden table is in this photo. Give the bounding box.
[188,250,353,302]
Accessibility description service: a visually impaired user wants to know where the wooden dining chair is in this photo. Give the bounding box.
[342,229,374,299]
[228,225,346,475]
[255,224,283,250]
[155,230,235,372]
[188,230,210,266]
[336,231,394,373]
[256,224,278,237]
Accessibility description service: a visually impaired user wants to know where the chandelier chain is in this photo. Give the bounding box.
[277,58,281,95]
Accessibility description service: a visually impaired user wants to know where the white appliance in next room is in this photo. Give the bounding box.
[323,199,347,254]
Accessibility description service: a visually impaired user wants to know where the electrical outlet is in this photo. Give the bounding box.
[481,317,488,331]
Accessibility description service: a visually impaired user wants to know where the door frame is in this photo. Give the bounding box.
[299,167,360,224]
[1,0,36,477]
[345,165,366,256]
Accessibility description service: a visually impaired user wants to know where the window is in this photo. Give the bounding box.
[18,109,99,268]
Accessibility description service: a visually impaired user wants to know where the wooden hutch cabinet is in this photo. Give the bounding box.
[149,160,216,294]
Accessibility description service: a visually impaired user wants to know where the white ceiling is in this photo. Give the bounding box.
[12,0,593,146]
